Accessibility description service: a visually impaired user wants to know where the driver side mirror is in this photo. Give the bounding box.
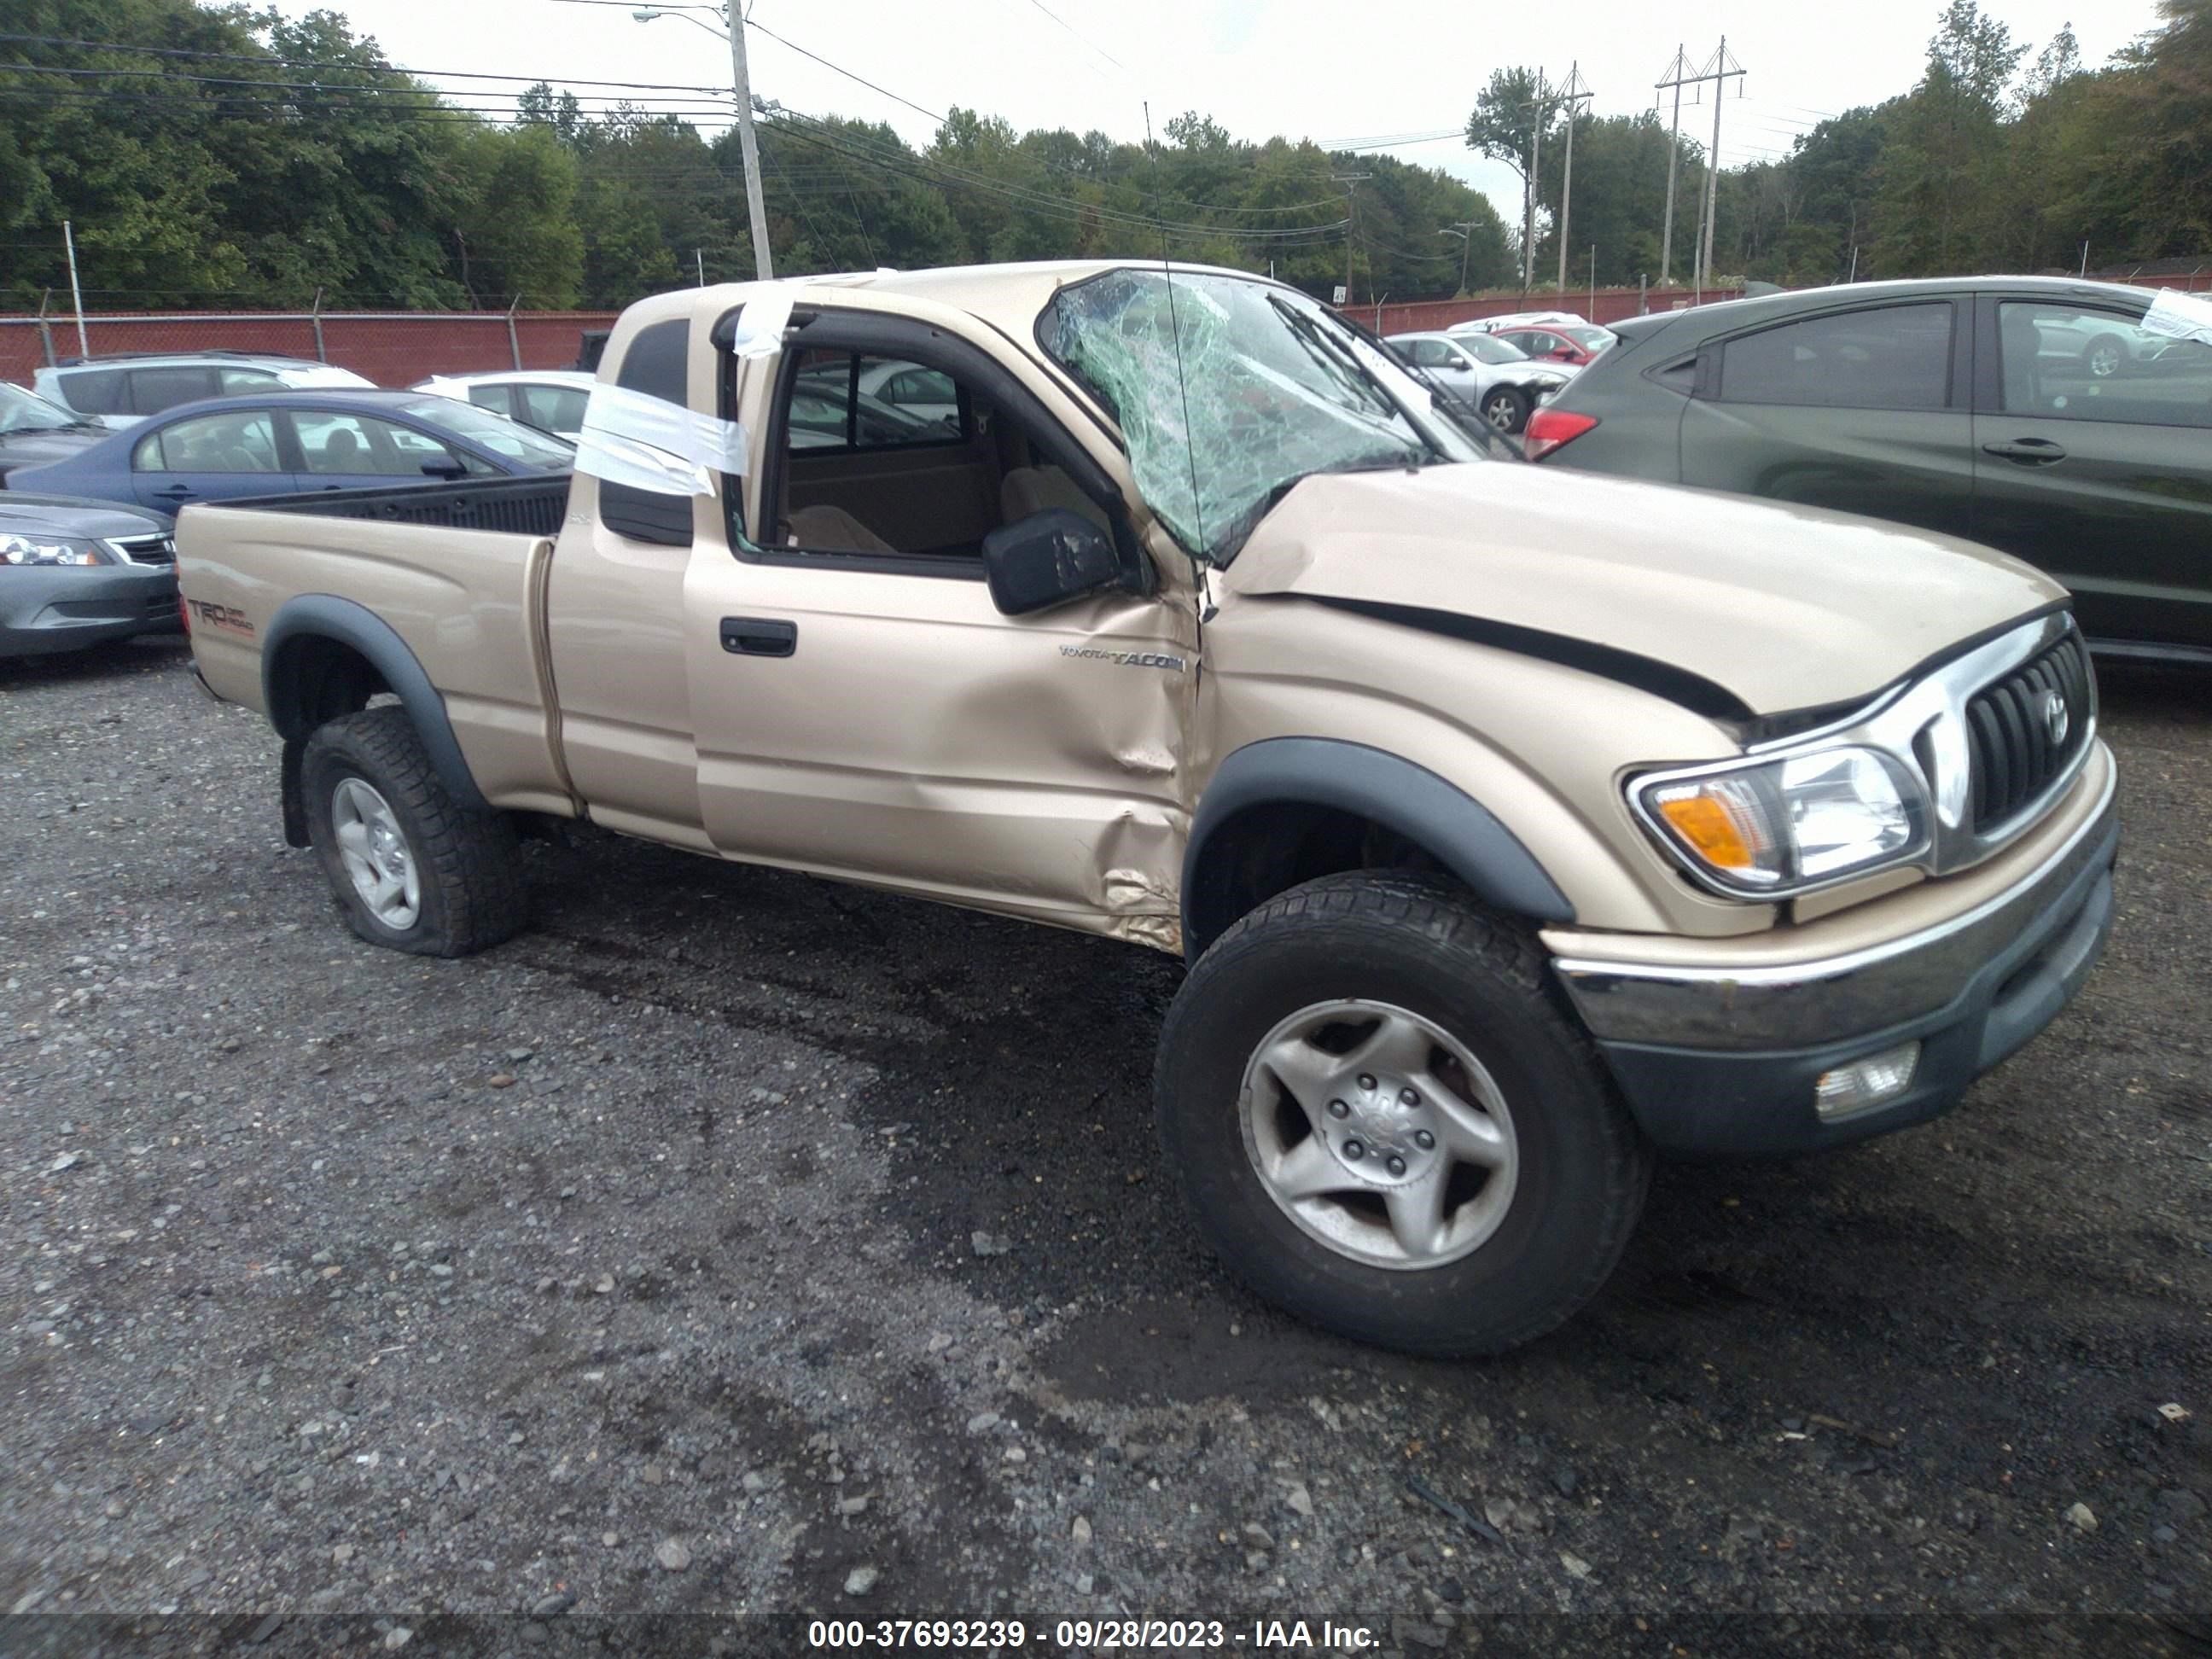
[981,508,1125,616]
[420,459,468,480]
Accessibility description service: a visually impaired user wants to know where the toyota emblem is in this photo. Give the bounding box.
[2040,690,2070,747]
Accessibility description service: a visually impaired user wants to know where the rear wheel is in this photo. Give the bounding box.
[2083,335,2126,379]
[301,707,527,957]
[1481,386,1531,434]
[1155,872,1651,1357]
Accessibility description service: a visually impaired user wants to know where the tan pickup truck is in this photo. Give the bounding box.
[178,262,2117,1356]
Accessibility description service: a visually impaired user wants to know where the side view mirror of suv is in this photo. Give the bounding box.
[981,508,1126,616]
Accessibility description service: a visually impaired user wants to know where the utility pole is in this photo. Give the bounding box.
[1554,63,1593,297]
[1655,46,1691,286]
[62,219,88,358]
[1702,38,1743,289]
[1522,70,1545,297]
[725,6,773,279]
[1441,222,1477,295]
[1655,39,1744,294]
[636,6,772,279]
[1333,172,1371,306]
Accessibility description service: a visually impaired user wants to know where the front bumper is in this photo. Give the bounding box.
[1,564,179,657]
[1549,752,2119,1156]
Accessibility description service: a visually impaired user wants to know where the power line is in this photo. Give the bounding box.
[0,31,733,91]
[1019,0,1127,73]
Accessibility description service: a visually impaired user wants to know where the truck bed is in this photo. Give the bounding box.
[177,478,573,817]
[226,473,572,538]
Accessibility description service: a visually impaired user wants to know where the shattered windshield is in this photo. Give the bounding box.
[1040,268,1463,562]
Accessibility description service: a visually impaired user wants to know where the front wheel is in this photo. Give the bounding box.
[301,706,527,957]
[1155,873,1650,1357]
[1480,385,1531,434]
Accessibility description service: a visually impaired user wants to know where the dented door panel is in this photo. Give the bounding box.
[681,551,1196,945]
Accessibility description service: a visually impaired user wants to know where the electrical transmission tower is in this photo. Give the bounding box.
[1655,38,1745,292]
[1552,63,1594,297]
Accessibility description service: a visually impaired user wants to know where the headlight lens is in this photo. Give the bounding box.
[1636,746,1927,895]
[0,533,108,568]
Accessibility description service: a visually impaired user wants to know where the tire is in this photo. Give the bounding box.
[1480,385,1531,434]
[1155,872,1651,1358]
[300,706,527,958]
[2083,334,2126,379]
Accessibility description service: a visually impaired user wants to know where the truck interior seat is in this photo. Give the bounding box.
[999,465,1112,538]
[784,504,898,555]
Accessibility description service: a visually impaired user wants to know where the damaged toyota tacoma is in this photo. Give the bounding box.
[176,263,2117,1356]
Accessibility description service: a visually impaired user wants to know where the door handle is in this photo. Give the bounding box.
[152,485,195,498]
[719,616,797,657]
[1982,439,2068,464]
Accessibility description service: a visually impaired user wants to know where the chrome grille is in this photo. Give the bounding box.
[1965,633,2093,833]
[111,533,175,565]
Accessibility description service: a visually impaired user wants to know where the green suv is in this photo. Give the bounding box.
[1527,277,2212,665]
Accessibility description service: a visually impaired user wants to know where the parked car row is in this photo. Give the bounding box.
[4,352,585,656]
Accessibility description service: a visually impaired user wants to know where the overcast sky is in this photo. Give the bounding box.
[271,0,2165,226]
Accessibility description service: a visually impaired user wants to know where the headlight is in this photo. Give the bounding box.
[0,533,108,568]
[1633,746,1929,896]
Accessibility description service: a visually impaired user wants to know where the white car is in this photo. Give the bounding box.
[33,352,375,429]
[411,370,597,439]
[1449,310,1592,335]
[1387,330,1575,434]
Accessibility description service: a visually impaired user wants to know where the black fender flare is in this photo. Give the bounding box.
[1183,737,1575,955]
[263,595,490,827]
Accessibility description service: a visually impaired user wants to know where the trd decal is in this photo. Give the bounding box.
[1061,644,1188,672]
[186,599,254,636]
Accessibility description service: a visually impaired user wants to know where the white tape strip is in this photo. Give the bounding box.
[2139,287,2212,346]
[726,290,794,360]
[573,381,748,498]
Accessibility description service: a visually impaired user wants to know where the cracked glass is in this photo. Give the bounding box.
[1040,269,1459,563]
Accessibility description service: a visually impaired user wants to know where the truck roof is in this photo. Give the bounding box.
[677,259,1272,341]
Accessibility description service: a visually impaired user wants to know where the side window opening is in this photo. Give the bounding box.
[764,340,1113,572]
[1716,303,1954,410]
[1996,300,2212,428]
[61,368,129,416]
[141,410,282,474]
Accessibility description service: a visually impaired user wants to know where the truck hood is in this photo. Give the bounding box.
[1220,462,2065,716]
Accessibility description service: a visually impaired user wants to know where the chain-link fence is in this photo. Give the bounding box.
[0,308,621,387]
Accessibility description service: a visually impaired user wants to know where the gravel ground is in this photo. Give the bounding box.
[2,637,2206,1654]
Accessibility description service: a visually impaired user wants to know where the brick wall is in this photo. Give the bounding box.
[0,310,622,387]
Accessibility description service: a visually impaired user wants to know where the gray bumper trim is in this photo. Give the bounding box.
[1551,761,2119,1051]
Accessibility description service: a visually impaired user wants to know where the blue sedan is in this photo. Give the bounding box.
[5,389,575,511]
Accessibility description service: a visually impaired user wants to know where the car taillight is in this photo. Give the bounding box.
[1522,409,1598,462]
[178,594,190,634]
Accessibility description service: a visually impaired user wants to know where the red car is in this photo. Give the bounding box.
[1491,322,1617,367]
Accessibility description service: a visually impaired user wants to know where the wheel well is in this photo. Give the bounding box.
[271,634,391,737]
[1185,804,1450,955]
[269,636,392,850]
